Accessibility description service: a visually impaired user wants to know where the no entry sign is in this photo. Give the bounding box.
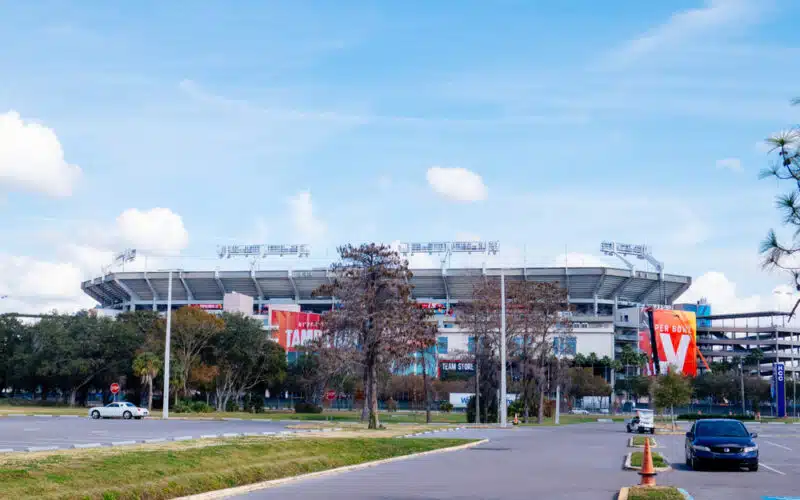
[326,390,336,401]
[110,383,120,394]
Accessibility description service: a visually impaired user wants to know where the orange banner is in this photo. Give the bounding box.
[270,310,322,352]
[639,309,697,377]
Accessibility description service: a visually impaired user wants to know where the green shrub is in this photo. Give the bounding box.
[225,399,239,412]
[172,400,192,414]
[676,413,754,421]
[439,402,454,413]
[190,401,214,413]
[294,401,323,414]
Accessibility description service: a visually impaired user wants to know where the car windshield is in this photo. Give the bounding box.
[124,403,135,407]
[695,421,749,438]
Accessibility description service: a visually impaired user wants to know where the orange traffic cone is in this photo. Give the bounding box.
[638,438,657,487]
[513,413,519,425]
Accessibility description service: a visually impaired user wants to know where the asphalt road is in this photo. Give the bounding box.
[0,416,294,451]
[238,422,800,500]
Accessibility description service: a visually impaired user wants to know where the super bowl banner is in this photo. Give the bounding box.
[270,310,322,352]
[639,309,698,377]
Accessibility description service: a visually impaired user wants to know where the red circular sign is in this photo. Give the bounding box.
[110,383,120,394]
[326,390,336,401]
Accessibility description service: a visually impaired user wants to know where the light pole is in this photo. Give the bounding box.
[500,269,507,427]
[162,271,173,419]
[739,357,746,415]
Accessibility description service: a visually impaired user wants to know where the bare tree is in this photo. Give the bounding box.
[457,280,502,423]
[315,244,426,429]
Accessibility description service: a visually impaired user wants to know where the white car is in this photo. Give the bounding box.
[570,408,590,415]
[89,402,149,420]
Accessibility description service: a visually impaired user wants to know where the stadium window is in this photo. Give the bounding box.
[437,336,448,354]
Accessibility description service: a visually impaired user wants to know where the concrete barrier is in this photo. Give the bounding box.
[0,448,14,453]
[200,434,220,439]
[111,440,138,446]
[72,443,102,449]
[222,432,241,438]
[143,438,167,444]
[172,436,193,441]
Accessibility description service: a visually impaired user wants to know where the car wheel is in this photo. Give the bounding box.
[690,456,702,471]
[749,463,759,472]
[123,411,132,420]
[91,410,100,420]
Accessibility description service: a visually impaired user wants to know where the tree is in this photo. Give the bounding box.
[759,102,800,287]
[653,369,692,429]
[170,307,224,397]
[33,314,143,406]
[569,367,612,399]
[132,352,162,411]
[212,312,286,411]
[315,244,424,429]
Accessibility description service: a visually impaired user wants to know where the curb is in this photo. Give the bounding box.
[623,452,671,472]
[400,426,467,438]
[678,487,694,499]
[174,438,489,499]
[627,437,659,448]
[72,443,102,449]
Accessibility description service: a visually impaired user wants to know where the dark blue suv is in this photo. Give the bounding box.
[685,419,758,471]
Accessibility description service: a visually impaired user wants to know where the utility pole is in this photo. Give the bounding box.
[500,269,507,427]
[739,357,746,415]
[162,271,173,419]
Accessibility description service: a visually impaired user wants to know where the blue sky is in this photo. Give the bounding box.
[1,0,799,313]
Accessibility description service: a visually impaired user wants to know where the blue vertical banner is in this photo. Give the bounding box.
[773,363,786,418]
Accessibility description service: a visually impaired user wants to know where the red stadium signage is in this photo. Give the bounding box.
[190,303,223,310]
[270,310,322,352]
[639,309,698,377]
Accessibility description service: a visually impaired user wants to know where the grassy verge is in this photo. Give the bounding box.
[631,436,656,447]
[519,415,625,426]
[0,437,471,499]
[630,451,668,468]
[628,486,684,500]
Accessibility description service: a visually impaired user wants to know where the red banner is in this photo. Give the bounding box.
[639,309,698,377]
[270,310,322,352]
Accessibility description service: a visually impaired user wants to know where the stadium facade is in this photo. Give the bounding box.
[82,266,692,382]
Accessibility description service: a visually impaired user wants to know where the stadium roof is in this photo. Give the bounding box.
[82,267,691,307]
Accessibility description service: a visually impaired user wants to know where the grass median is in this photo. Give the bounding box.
[631,436,656,447]
[628,486,684,500]
[630,451,668,468]
[0,436,472,499]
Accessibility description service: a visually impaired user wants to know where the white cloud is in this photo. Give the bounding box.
[0,255,96,314]
[716,158,742,172]
[602,0,759,68]
[116,208,189,256]
[426,166,488,202]
[0,111,81,197]
[289,191,326,242]
[677,271,800,315]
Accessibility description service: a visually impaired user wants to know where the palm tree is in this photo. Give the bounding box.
[133,352,163,411]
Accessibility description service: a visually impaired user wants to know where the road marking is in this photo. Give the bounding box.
[765,440,793,451]
[22,428,40,432]
[761,463,787,475]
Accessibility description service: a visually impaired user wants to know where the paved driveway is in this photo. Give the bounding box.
[0,416,293,451]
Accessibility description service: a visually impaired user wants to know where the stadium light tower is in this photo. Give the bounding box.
[102,248,137,275]
[216,244,311,269]
[397,241,499,269]
[600,241,662,274]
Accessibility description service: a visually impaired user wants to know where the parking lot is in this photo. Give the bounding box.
[237,422,800,500]
[0,416,295,452]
